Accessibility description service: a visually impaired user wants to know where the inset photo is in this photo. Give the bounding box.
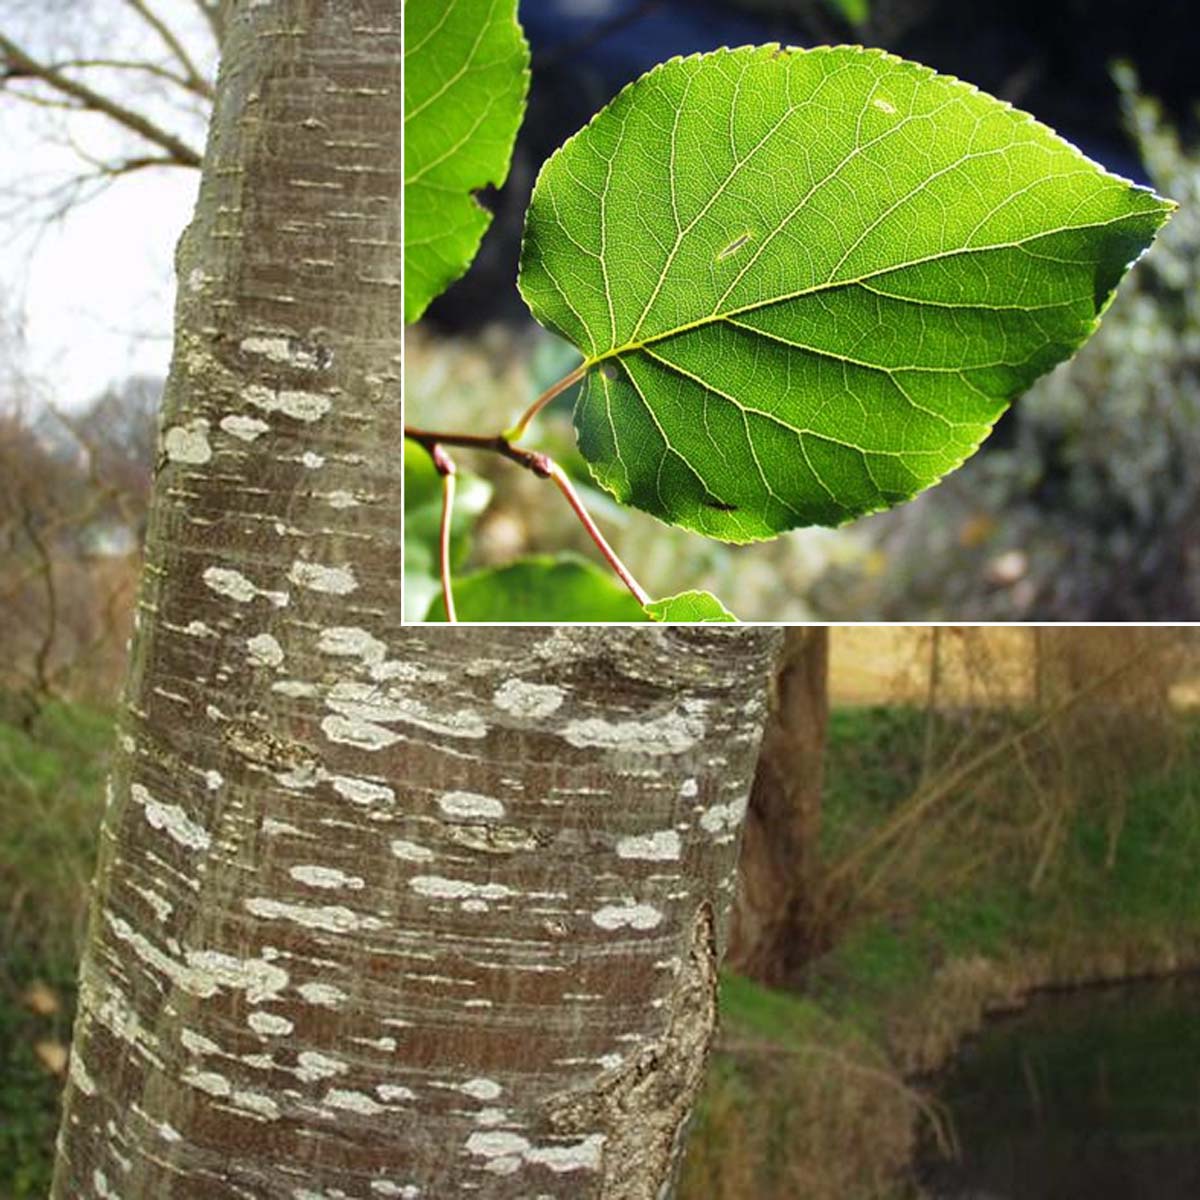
[404,0,1195,623]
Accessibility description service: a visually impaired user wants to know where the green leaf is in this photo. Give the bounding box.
[404,440,492,621]
[644,590,738,622]
[425,554,649,622]
[518,46,1174,543]
[404,0,530,322]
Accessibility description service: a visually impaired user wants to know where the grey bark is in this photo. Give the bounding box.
[49,10,779,1196]
[54,624,778,1198]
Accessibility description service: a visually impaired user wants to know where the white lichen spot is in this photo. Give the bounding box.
[92,1168,121,1199]
[132,783,211,851]
[562,710,704,755]
[321,682,486,750]
[247,632,284,668]
[184,620,215,638]
[157,1121,183,1142]
[248,1011,294,1036]
[699,797,748,835]
[181,1029,222,1056]
[410,876,513,903]
[273,680,319,698]
[615,830,681,861]
[296,982,348,1008]
[244,382,332,422]
[289,560,357,595]
[244,896,383,933]
[376,1083,415,1102]
[262,818,304,839]
[233,1089,280,1119]
[296,1051,348,1082]
[68,1050,97,1096]
[321,715,399,751]
[187,267,207,293]
[185,1068,231,1097]
[220,413,270,442]
[492,679,565,719]
[370,1184,421,1198]
[680,777,698,798]
[438,791,505,821]
[129,882,173,922]
[591,901,663,931]
[459,1078,502,1101]
[184,949,290,1003]
[474,1107,508,1127]
[318,626,387,665]
[289,864,365,891]
[326,490,358,508]
[390,838,434,863]
[202,565,287,607]
[466,1130,604,1175]
[240,335,322,370]
[204,770,224,791]
[324,1088,384,1115]
[301,450,325,469]
[329,775,395,807]
[163,418,212,465]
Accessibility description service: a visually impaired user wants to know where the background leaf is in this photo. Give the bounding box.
[425,554,649,622]
[518,46,1173,543]
[404,0,530,322]
[644,591,738,622]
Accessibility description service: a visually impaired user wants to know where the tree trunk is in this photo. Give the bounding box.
[48,6,781,1197]
[727,627,829,985]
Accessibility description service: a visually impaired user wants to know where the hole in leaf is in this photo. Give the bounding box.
[703,499,739,512]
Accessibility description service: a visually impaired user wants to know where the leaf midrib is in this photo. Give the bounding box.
[579,208,1150,370]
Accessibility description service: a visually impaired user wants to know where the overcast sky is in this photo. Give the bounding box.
[1,0,214,410]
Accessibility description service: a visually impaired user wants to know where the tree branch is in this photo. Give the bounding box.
[0,32,203,167]
[122,0,214,100]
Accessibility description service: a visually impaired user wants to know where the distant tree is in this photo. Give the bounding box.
[728,628,830,984]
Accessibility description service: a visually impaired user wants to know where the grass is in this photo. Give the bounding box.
[680,705,1200,1200]
[0,697,113,1200]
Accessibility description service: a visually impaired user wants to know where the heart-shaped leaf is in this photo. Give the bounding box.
[518,46,1173,543]
[404,0,530,322]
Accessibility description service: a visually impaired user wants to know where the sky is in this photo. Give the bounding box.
[0,0,214,411]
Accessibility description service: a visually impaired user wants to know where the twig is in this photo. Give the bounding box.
[504,361,588,442]
[122,0,215,99]
[546,460,649,605]
[404,425,650,610]
[431,445,457,623]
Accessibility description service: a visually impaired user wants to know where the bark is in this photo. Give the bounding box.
[727,627,829,985]
[54,625,777,1198]
[45,24,780,1194]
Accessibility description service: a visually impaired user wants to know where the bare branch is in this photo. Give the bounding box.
[122,0,214,99]
[45,56,197,93]
[0,31,203,167]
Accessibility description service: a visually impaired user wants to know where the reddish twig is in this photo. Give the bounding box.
[404,424,650,611]
[430,444,457,623]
